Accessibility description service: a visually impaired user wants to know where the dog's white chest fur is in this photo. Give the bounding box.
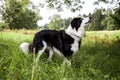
[71,40,79,53]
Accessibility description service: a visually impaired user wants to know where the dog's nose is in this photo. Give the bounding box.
[89,16,92,20]
[89,17,92,22]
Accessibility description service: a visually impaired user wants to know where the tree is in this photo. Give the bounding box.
[112,2,120,29]
[48,14,63,30]
[97,0,120,30]
[45,0,83,12]
[1,0,41,29]
[101,9,115,30]
[9,8,40,29]
[44,14,72,30]
[88,9,104,30]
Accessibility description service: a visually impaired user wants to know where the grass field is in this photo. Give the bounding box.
[0,30,120,80]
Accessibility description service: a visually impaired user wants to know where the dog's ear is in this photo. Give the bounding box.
[71,18,76,27]
[71,18,82,31]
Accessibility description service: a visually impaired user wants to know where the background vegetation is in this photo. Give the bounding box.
[0,0,120,30]
[0,0,41,29]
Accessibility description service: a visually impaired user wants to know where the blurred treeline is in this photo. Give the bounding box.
[0,0,119,30]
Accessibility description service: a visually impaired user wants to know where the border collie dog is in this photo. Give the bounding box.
[20,17,92,65]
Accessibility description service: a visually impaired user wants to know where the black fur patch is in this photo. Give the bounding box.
[71,18,83,31]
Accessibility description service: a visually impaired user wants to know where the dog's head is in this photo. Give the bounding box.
[71,17,92,31]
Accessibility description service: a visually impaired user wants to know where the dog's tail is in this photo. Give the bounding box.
[20,42,32,55]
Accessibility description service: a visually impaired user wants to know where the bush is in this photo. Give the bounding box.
[0,22,9,30]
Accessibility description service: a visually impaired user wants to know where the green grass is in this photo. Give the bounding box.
[0,31,120,80]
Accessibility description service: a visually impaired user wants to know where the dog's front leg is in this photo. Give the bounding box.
[36,50,44,63]
[35,41,47,63]
[47,49,53,62]
[63,58,71,67]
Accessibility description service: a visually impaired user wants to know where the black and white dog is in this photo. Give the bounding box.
[20,17,92,65]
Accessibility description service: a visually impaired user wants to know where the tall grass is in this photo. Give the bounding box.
[0,31,120,80]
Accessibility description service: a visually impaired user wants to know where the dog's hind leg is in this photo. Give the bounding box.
[36,41,47,63]
[63,58,71,67]
[47,49,53,62]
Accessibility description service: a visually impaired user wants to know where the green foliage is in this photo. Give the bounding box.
[112,2,120,29]
[48,18,71,30]
[48,20,62,30]
[46,0,83,12]
[0,31,120,79]
[88,9,104,30]
[9,8,40,29]
[0,22,9,30]
[41,14,72,30]
[88,8,120,30]
[1,0,40,29]
[94,0,113,5]
[101,10,115,30]
[85,0,120,30]
[48,14,70,30]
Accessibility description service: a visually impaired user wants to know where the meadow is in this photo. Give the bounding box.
[0,30,120,80]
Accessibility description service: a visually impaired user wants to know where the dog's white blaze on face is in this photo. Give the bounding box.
[81,17,90,27]
[78,17,90,31]
[77,17,90,37]
[20,42,30,55]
